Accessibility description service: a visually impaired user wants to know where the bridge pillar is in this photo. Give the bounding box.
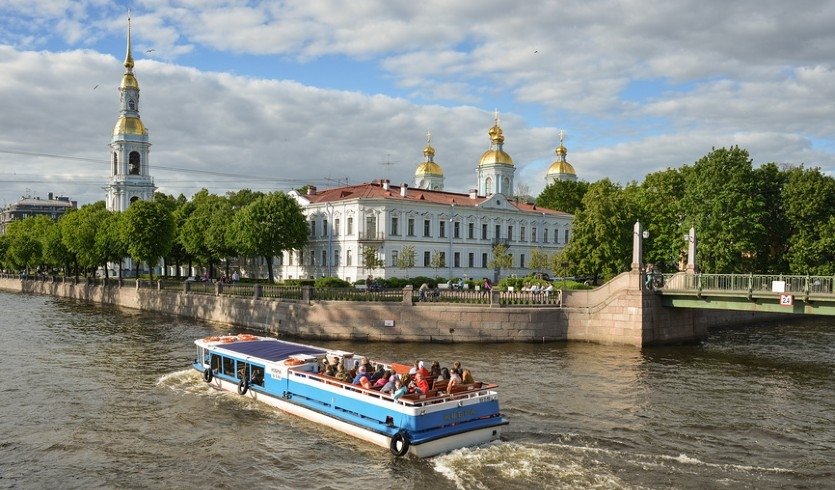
[631,220,643,272]
[686,227,697,273]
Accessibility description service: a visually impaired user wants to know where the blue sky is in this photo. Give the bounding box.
[1,0,834,206]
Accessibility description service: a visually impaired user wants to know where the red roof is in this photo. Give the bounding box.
[304,181,571,216]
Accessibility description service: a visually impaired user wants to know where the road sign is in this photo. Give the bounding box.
[779,294,793,306]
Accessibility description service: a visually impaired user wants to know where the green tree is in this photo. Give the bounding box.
[535,180,590,214]
[95,211,127,278]
[226,189,265,209]
[488,243,512,279]
[361,246,384,273]
[680,147,766,273]
[628,168,686,271]
[41,218,73,274]
[180,190,226,278]
[528,248,551,274]
[751,163,789,273]
[5,218,43,273]
[395,245,416,277]
[232,191,308,283]
[563,178,633,281]
[60,202,107,277]
[781,166,835,274]
[429,249,446,277]
[122,200,175,279]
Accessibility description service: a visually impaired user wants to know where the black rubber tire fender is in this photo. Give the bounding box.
[389,430,410,457]
[203,368,213,383]
[237,378,249,395]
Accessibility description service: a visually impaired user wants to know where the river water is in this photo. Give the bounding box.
[0,291,832,489]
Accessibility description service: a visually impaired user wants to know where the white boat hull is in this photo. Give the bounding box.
[206,375,503,458]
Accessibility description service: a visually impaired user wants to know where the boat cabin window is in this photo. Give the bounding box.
[237,361,250,380]
[250,366,265,387]
[211,354,221,372]
[222,357,235,376]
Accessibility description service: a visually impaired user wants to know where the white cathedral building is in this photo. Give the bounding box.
[101,17,576,283]
[278,117,575,283]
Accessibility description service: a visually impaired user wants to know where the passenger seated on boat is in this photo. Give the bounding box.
[429,360,442,377]
[447,370,463,391]
[370,363,386,382]
[412,372,430,395]
[417,360,430,378]
[392,379,407,400]
[335,363,351,383]
[380,375,399,394]
[359,357,374,376]
[348,360,359,379]
[358,375,373,390]
[352,366,368,385]
[438,367,451,382]
[451,361,462,377]
[374,370,392,388]
[322,361,337,377]
[461,369,475,384]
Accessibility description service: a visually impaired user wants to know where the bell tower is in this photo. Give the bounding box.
[105,12,156,212]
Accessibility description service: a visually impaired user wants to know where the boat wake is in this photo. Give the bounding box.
[432,440,794,489]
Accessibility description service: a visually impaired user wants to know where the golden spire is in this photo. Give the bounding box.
[488,109,505,146]
[423,130,435,158]
[124,10,134,71]
[556,129,567,157]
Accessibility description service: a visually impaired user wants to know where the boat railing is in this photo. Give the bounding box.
[293,369,498,407]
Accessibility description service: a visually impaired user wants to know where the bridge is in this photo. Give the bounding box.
[656,273,835,316]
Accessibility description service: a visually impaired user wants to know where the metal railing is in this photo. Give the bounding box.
[499,290,563,306]
[260,285,302,300]
[314,287,402,302]
[660,273,835,296]
[415,289,491,305]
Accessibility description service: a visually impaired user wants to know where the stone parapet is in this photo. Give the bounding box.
[0,276,785,347]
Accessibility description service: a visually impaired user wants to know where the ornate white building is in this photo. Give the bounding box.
[105,15,156,212]
[279,117,574,282]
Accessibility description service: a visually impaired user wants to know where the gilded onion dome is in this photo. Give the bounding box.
[415,132,443,177]
[546,131,577,180]
[479,112,513,166]
[113,115,147,136]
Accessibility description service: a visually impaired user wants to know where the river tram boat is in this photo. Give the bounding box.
[192,334,507,457]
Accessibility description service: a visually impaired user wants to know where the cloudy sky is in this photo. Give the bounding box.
[1,0,834,207]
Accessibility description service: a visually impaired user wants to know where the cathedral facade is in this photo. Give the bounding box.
[279,116,574,283]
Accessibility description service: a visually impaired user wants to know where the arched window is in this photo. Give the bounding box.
[129,151,140,175]
[112,152,118,175]
[503,177,510,193]
[485,177,493,195]
[130,196,140,205]
[128,99,136,111]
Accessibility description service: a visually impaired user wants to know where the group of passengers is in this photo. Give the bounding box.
[319,356,475,399]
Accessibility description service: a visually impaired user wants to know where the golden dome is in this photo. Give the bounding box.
[546,159,576,176]
[415,161,444,177]
[423,143,436,158]
[120,73,139,90]
[113,115,147,136]
[479,149,514,166]
[479,111,514,167]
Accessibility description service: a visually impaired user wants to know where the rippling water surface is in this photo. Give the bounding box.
[0,291,832,489]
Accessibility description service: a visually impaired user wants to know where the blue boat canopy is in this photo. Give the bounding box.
[220,341,326,362]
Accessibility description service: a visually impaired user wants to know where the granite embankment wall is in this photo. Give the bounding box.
[0,275,781,347]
